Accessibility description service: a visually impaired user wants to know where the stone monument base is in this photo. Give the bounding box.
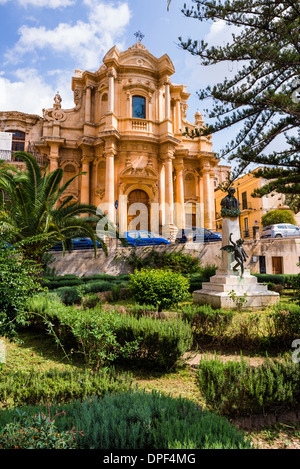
[193,269,279,310]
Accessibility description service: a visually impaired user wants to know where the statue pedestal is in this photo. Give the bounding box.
[193,216,279,310]
[193,269,279,310]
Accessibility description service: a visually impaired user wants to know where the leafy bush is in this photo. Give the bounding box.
[269,302,300,345]
[181,304,234,342]
[0,391,252,449]
[0,367,133,407]
[27,295,192,371]
[196,355,300,416]
[261,209,296,227]
[113,314,193,370]
[0,246,42,339]
[82,292,99,309]
[129,268,190,311]
[0,407,79,449]
[120,247,201,274]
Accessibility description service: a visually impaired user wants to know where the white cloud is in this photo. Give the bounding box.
[0,0,75,6]
[6,1,131,70]
[0,68,74,115]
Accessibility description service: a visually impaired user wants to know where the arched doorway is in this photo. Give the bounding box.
[127,189,150,231]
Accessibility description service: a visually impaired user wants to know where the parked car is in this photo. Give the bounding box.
[50,237,102,251]
[261,224,300,238]
[176,227,222,244]
[124,230,170,246]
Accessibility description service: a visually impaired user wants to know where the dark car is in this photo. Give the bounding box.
[124,230,170,247]
[176,227,222,244]
[50,237,101,251]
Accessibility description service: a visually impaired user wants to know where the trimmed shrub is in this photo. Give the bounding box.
[113,314,193,370]
[261,209,296,227]
[0,391,252,449]
[181,304,234,342]
[0,367,133,407]
[129,268,190,311]
[269,301,300,345]
[27,295,193,371]
[196,355,300,417]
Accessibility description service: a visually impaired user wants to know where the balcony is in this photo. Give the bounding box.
[132,119,148,132]
[0,148,47,166]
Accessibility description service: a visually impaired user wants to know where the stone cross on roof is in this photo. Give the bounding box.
[134,31,145,42]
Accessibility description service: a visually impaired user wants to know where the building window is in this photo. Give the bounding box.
[244,217,249,238]
[132,95,146,119]
[11,131,25,152]
[242,191,248,210]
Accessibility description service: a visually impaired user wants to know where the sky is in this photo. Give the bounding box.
[0,0,241,160]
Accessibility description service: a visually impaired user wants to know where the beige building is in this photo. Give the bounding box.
[215,167,289,238]
[0,41,228,238]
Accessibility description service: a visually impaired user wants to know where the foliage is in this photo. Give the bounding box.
[112,313,193,370]
[119,246,201,274]
[0,246,42,339]
[129,268,190,311]
[0,151,107,263]
[196,355,300,417]
[0,391,252,449]
[0,406,81,449]
[261,209,297,227]
[0,367,133,407]
[171,0,300,197]
[26,294,193,371]
[180,304,234,342]
[269,301,300,345]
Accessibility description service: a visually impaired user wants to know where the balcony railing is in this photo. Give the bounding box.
[0,149,47,166]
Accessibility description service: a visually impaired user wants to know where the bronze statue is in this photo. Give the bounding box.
[221,187,241,217]
[221,233,248,277]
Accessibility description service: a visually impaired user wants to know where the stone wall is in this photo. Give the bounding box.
[48,237,300,277]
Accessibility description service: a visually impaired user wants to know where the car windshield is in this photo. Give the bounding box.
[127,232,139,239]
[139,232,152,238]
[262,226,272,230]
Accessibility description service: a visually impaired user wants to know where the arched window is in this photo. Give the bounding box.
[132,95,146,119]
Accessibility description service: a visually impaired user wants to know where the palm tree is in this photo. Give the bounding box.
[0,151,112,264]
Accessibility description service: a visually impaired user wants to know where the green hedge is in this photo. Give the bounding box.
[0,391,252,449]
[253,273,298,287]
[181,304,234,342]
[28,297,193,371]
[0,367,133,407]
[196,355,300,416]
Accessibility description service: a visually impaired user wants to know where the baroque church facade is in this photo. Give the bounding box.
[0,41,223,238]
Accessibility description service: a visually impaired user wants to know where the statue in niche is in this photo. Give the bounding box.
[221,233,248,277]
[220,187,241,217]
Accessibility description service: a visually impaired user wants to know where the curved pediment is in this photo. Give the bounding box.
[118,42,175,77]
[120,164,158,181]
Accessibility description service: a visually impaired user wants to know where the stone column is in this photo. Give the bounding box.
[85,85,93,123]
[174,98,181,133]
[49,155,59,172]
[165,155,174,226]
[174,161,185,229]
[164,79,171,120]
[81,156,92,205]
[210,170,216,230]
[107,69,116,114]
[203,164,213,229]
[105,150,115,224]
[159,161,165,227]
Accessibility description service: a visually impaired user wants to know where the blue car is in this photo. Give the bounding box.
[176,228,222,244]
[124,230,170,247]
[50,237,101,251]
